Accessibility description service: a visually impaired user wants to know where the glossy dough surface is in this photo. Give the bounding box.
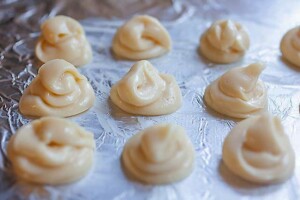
[7,117,95,185]
[200,19,250,63]
[35,15,92,66]
[112,15,171,60]
[110,60,182,115]
[19,59,95,117]
[280,26,300,67]
[204,63,267,118]
[122,123,195,184]
[222,113,295,184]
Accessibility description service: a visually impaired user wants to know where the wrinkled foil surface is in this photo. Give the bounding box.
[0,0,300,199]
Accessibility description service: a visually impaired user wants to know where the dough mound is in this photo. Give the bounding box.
[222,113,295,184]
[112,15,171,60]
[110,60,182,115]
[200,19,250,63]
[19,59,95,117]
[280,26,300,67]
[35,15,92,66]
[122,123,195,184]
[204,63,267,118]
[7,117,95,185]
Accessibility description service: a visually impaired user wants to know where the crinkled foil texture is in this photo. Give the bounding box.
[0,0,300,199]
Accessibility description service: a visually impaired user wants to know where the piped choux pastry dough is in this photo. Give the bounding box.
[19,59,95,117]
[222,113,295,184]
[7,117,95,185]
[112,15,171,60]
[200,19,250,63]
[280,26,300,67]
[204,63,267,118]
[110,60,182,115]
[35,15,92,66]
[122,123,195,184]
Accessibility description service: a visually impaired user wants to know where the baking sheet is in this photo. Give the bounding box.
[0,0,300,199]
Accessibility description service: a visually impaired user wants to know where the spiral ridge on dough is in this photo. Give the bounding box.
[122,123,195,184]
[280,26,300,67]
[222,113,295,184]
[7,117,95,185]
[19,59,95,117]
[112,15,172,60]
[110,60,182,115]
[35,15,92,66]
[204,63,267,118]
[200,19,250,63]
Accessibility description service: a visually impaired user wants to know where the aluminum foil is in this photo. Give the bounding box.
[0,0,300,199]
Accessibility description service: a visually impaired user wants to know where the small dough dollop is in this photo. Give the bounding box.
[19,59,95,117]
[35,15,92,66]
[112,15,172,60]
[122,123,195,184]
[204,63,267,118]
[7,117,95,185]
[110,60,182,115]
[222,113,295,184]
[200,19,250,63]
[280,26,300,67]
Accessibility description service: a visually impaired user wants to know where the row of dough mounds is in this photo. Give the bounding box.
[19,59,182,117]
[8,113,295,185]
[35,15,172,66]
[20,58,269,119]
[34,15,300,67]
[8,14,297,186]
[8,116,195,185]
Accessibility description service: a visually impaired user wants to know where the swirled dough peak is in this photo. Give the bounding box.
[222,113,295,184]
[110,60,182,115]
[122,123,195,184]
[35,15,92,66]
[204,63,267,118]
[200,19,250,63]
[280,26,300,67]
[7,117,95,185]
[19,59,95,117]
[112,15,172,60]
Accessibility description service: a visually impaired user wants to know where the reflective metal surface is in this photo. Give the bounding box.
[0,0,299,199]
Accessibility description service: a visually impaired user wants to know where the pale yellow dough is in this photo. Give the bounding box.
[110,60,182,115]
[122,123,195,184]
[222,113,295,184]
[200,19,250,63]
[112,15,172,60]
[35,15,92,66]
[7,117,95,185]
[19,59,95,117]
[280,26,300,67]
[204,63,267,118]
